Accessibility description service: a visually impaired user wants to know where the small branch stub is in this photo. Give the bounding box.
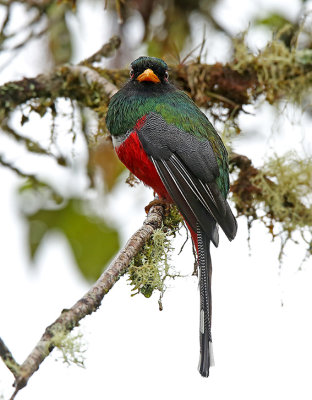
[0,337,20,378]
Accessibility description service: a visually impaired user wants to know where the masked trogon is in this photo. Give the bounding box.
[106,56,237,377]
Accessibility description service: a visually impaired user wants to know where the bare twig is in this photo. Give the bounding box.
[0,154,44,183]
[9,204,165,398]
[0,2,12,44]
[79,35,121,65]
[0,119,67,165]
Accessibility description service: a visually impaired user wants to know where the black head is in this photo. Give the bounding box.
[130,56,169,84]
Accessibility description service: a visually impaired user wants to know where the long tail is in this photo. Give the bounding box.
[197,223,213,377]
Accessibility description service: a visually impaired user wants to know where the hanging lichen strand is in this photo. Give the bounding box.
[128,205,183,308]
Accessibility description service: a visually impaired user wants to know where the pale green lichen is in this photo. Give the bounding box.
[251,152,312,260]
[52,328,86,368]
[230,27,312,106]
[257,153,312,228]
[128,205,183,308]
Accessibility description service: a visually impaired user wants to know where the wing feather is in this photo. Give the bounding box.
[152,156,219,247]
[151,157,198,231]
[138,113,237,244]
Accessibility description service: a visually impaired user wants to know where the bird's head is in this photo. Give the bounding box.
[130,56,169,84]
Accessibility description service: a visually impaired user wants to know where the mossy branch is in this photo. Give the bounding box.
[0,62,251,122]
[0,64,118,117]
[0,35,121,120]
[3,204,164,399]
[229,152,312,258]
[1,37,312,124]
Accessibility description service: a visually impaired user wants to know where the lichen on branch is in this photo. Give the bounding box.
[52,329,86,368]
[128,205,183,308]
[230,152,312,260]
[230,29,312,106]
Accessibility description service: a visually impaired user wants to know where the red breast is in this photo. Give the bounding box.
[114,119,172,202]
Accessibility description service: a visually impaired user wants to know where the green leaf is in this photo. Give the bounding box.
[26,199,119,281]
[254,13,292,30]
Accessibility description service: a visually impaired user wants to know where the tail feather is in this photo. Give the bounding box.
[197,224,213,377]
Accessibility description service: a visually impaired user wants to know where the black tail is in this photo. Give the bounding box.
[197,224,213,377]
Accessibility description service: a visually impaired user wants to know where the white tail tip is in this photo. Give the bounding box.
[209,342,215,367]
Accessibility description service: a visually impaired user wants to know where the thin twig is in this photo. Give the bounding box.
[1,119,67,165]
[205,90,239,109]
[0,2,12,43]
[0,337,20,378]
[79,35,121,65]
[10,204,165,398]
[0,154,43,183]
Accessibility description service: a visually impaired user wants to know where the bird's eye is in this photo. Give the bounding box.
[164,71,169,81]
[130,69,134,79]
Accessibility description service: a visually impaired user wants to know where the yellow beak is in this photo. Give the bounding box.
[137,68,160,83]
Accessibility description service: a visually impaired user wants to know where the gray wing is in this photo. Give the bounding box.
[137,112,237,246]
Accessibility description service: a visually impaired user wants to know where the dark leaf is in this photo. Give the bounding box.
[26,199,119,281]
[88,137,125,191]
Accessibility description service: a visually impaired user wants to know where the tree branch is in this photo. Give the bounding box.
[0,63,119,115]
[0,337,20,378]
[0,61,252,118]
[7,204,164,399]
[68,65,118,98]
[229,152,312,244]
[0,35,120,118]
[79,35,121,65]
[2,37,311,122]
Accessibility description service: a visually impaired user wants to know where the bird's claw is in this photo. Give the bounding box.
[144,198,172,215]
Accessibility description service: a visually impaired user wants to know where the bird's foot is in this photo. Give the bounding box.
[145,198,172,215]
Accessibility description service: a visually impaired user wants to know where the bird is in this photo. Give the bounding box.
[106,56,237,377]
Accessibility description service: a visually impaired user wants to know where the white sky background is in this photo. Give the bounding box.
[1,0,312,399]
